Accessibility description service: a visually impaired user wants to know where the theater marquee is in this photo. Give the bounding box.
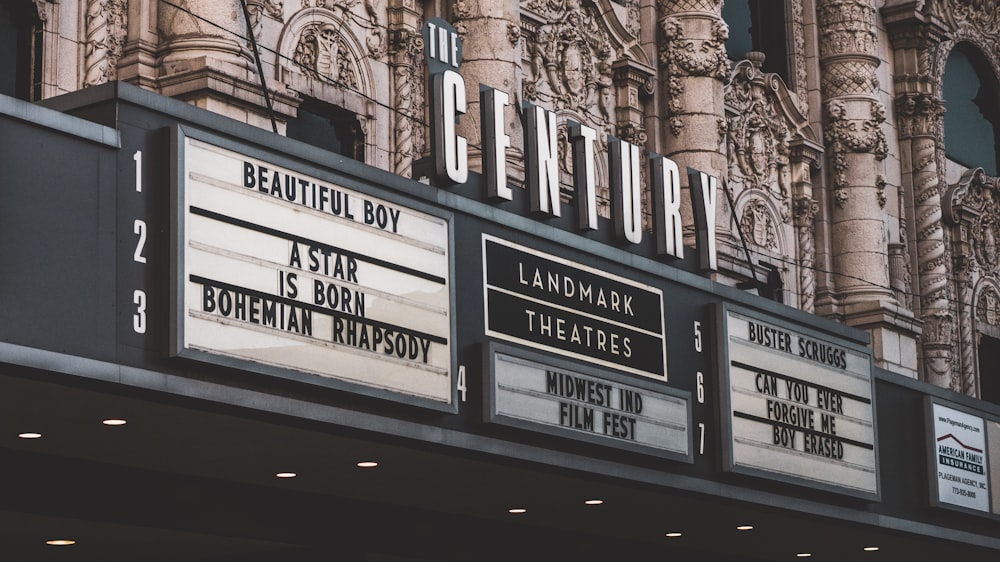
[170,131,454,407]
[716,303,880,500]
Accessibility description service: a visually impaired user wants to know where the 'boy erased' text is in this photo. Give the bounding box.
[423,18,719,271]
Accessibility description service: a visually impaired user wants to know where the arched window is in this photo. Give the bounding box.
[943,45,1000,176]
[0,0,42,101]
[722,0,788,82]
[286,98,366,162]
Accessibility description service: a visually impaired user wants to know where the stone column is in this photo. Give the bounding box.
[388,0,423,178]
[818,0,892,305]
[453,0,523,176]
[656,0,729,240]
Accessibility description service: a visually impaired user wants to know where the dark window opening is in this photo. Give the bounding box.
[978,334,1000,404]
[0,0,43,101]
[723,0,789,83]
[286,98,366,162]
[943,45,1000,176]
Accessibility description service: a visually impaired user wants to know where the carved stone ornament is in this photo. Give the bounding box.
[790,0,808,113]
[793,197,819,226]
[978,285,1000,326]
[930,0,1000,53]
[725,56,821,226]
[659,16,729,78]
[824,99,889,190]
[659,15,728,136]
[521,1,616,120]
[945,168,1000,275]
[84,0,128,87]
[725,59,791,195]
[817,0,878,57]
[294,23,360,87]
[740,199,778,250]
[895,93,945,139]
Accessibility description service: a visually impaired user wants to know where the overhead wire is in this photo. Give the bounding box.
[152,0,931,304]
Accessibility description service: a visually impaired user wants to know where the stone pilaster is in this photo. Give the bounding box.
[657,0,728,241]
[898,92,951,387]
[388,0,423,178]
[884,6,953,387]
[794,195,820,312]
[455,1,523,175]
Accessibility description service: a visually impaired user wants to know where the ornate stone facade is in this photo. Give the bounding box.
[18,0,1000,398]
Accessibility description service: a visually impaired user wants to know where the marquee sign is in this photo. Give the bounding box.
[716,303,880,500]
[483,234,667,380]
[926,399,998,516]
[171,132,454,407]
[485,344,690,460]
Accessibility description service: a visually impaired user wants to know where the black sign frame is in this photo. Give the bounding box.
[714,302,882,501]
[924,396,1000,519]
[168,124,460,413]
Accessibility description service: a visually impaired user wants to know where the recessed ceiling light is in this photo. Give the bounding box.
[508,508,526,514]
[863,546,880,552]
[665,532,683,538]
[275,472,297,478]
[356,461,378,468]
[796,554,812,558]
[584,499,604,505]
[45,539,76,546]
[736,525,754,531]
[102,418,127,426]
[18,432,42,439]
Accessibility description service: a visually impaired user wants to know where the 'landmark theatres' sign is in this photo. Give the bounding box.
[171,133,453,406]
[716,304,880,500]
[483,234,667,380]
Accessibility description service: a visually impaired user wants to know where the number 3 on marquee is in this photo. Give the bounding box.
[133,290,147,334]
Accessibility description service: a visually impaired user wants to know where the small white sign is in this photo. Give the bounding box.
[931,402,990,512]
[719,306,879,498]
[174,137,452,404]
